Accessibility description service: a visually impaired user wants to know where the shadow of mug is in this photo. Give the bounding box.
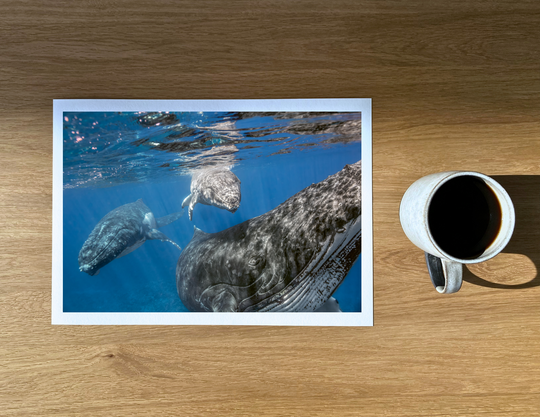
[463,175,540,289]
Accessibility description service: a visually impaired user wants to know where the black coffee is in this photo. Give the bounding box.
[428,176,502,259]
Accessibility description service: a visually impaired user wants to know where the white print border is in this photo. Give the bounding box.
[52,99,373,326]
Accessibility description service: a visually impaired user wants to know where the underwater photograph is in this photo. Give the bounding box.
[60,107,363,316]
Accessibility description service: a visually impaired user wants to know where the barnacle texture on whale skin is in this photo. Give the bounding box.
[176,160,361,312]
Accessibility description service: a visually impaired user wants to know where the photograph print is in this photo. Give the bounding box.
[53,99,372,326]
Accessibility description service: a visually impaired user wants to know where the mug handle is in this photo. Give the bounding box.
[424,253,463,294]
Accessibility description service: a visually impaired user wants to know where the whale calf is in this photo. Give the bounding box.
[176,160,361,312]
[182,166,241,221]
[78,199,184,276]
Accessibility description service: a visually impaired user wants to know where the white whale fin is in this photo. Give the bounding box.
[181,194,192,209]
[182,193,197,221]
[187,193,198,221]
[146,229,182,250]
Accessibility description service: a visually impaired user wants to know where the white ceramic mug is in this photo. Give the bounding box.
[399,171,515,294]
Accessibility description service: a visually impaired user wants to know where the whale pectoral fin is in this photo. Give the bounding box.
[146,228,168,241]
[146,229,182,251]
[181,194,192,209]
[156,211,184,228]
[187,193,198,222]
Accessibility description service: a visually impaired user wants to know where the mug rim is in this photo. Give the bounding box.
[424,171,515,264]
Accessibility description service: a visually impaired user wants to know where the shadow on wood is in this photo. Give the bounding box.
[463,175,540,289]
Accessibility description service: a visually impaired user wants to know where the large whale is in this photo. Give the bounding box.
[182,166,241,221]
[176,160,361,312]
[79,199,184,276]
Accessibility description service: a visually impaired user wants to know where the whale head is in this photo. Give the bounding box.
[78,203,146,276]
[78,225,133,276]
[207,168,241,213]
[193,167,242,214]
[218,192,241,213]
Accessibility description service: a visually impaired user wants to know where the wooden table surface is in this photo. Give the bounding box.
[1,1,539,416]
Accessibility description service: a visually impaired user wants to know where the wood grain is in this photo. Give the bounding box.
[1,1,539,415]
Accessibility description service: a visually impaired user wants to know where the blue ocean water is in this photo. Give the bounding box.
[63,111,362,312]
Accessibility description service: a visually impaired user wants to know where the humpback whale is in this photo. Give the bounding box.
[78,199,184,276]
[182,166,241,221]
[176,160,361,312]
